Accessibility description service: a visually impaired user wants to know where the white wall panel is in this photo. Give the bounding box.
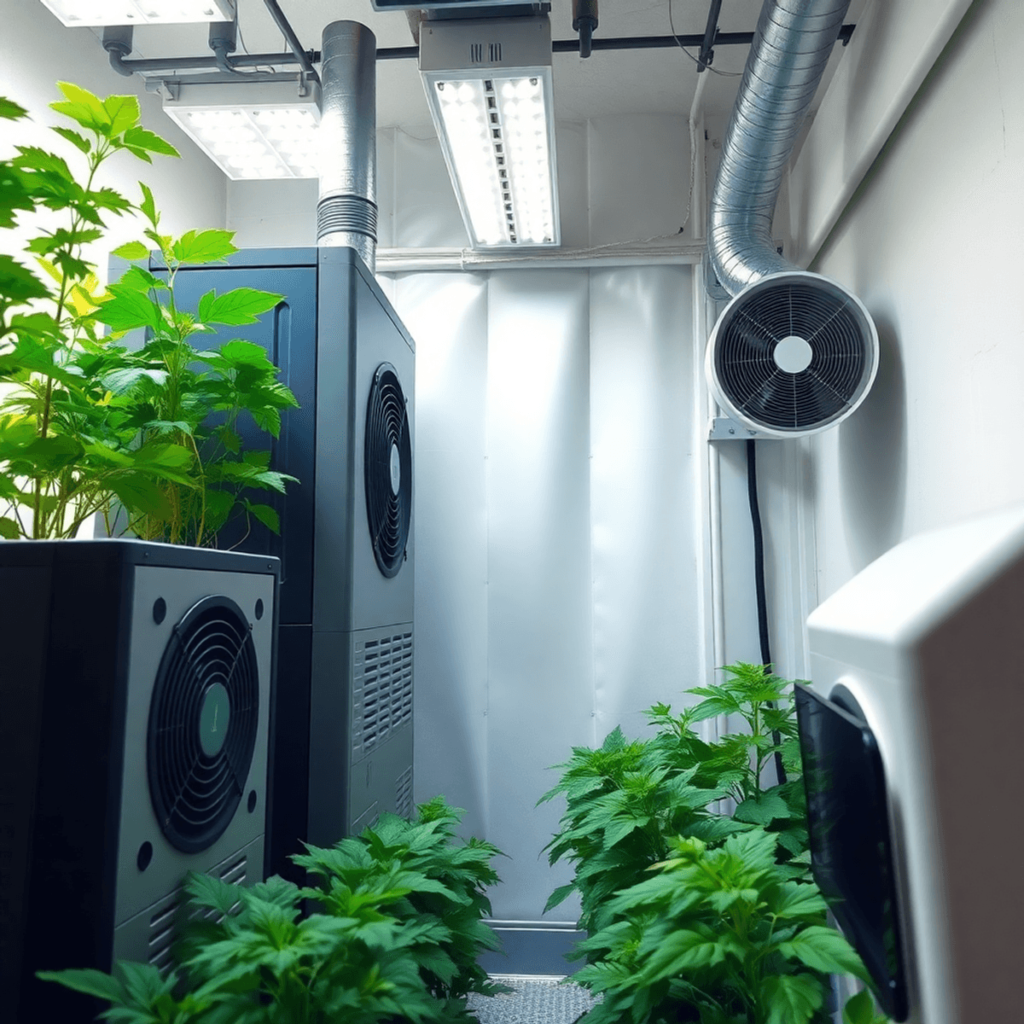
[588,266,700,740]
[393,273,490,838]
[759,0,1024,664]
[226,179,318,249]
[484,270,594,921]
[586,115,690,246]
[393,127,468,249]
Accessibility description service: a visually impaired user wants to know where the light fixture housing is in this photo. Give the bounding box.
[39,0,235,26]
[162,80,321,181]
[419,16,560,249]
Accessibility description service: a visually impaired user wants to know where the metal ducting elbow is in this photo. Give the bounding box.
[318,21,378,273]
[705,0,878,438]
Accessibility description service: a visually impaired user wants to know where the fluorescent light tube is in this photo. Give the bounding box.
[39,0,235,25]
[420,16,560,249]
[163,80,321,181]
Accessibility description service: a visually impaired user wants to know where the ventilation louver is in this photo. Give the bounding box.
[147,595,260,854]
[706,271,879,438]
[365,362,412,577]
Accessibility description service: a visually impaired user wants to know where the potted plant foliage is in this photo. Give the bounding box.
[38,798,508,1023]
[0,83,296,545]
[539,664,889,1024]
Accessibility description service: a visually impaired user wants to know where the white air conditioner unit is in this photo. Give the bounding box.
[802,505,1024,1024]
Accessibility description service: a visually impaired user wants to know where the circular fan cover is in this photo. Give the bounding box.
[365,362,412,578]
[708,272,878,436]
[148,595,259,854]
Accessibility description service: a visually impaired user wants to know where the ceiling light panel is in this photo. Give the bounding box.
[420,17,560,249]
[163,81,321,181]
[39,0,235,26]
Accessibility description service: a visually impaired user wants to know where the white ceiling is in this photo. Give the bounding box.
[116,0,867,135]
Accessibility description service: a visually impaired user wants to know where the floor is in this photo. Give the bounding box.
[468,976,599,1024]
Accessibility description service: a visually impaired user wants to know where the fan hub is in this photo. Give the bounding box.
[389,441,401,497]
[774,334,813,374]
[199,682,231,758]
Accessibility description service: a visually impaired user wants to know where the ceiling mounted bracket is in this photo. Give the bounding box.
[697,0,723,72]
[572,0,598,58]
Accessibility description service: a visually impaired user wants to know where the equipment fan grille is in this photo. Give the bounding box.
[147,597,259,854]
[715,279,869,431]
[365,362,412,578]
[353,631,414,760]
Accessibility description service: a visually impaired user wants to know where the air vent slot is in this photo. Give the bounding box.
[470,42,483,63]
[352,631,414,760]
[396,765,413,819]
[489,42,502,62]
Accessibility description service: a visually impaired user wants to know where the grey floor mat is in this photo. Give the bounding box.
[468,976,599,1024]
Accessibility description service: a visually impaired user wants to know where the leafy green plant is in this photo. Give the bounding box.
[40,872,442,1024]
[295,797,507,1019]
[539,664,808,937]
[540,665,888,1023]
[95,211,299,546]
[572,830,871,1024]
[0,83,296,545]
[37,798,506,1023]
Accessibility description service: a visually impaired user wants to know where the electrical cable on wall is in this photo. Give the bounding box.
[746,439,787,784]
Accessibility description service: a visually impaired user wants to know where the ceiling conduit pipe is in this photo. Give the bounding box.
[708,0,854,292]
[317,21,378,274]
[704,0,878,438]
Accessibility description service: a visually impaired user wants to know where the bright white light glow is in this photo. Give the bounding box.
[429,73,557,248]
[164,96,320,180]
[39,0,235,26]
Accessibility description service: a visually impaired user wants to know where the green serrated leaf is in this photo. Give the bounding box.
[0,96,28,120]
[763,973,824,1024]
[172,228,238,266]
[122,125,180,158]
[111,241,150,261]
[245,500,280,533]
[51,126,91,153]
[36,967,127,1005]
[197,287,281,326]
[138,181,159,228]
[779,925,868,979]
[103,93,141,138]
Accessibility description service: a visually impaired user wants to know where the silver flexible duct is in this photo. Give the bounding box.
[707,0,853,294]
[318,21,377,272]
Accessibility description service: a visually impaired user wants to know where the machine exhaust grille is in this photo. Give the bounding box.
[365,363,412,578]
[147,596,260,854]
[353,631,414,759]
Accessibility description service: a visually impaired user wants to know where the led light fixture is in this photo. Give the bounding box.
[420,16,560,248]
[163,80,321,181]
[39,0,235,26]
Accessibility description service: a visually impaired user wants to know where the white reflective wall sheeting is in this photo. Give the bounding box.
[389,265,700,923]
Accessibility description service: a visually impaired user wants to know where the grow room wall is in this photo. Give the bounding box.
[755,0,1024,678]
[0,0,227,266]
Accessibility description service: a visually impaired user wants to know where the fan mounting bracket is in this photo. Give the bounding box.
[708,416,775,442]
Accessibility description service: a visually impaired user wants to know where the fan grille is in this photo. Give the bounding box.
[148,595,259,854]
[365,362,412,578]
[713,278,872,432]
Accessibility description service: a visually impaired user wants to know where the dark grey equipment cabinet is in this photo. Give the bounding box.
[164,247,416,882]
[0,540,278,1023]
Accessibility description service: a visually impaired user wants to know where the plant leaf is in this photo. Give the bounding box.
[122,125,180,158]
[172,228,237,265]
[762,973,824,1024]
[197,287,282,325]
[111,241,150,261]
[778,925,869,979]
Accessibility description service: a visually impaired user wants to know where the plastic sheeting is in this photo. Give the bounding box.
[383,264,703,923]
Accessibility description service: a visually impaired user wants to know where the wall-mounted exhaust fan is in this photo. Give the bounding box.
[705,0,877,438]
[705,270,878,438]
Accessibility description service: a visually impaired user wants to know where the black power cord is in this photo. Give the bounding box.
[746,439,787,785]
